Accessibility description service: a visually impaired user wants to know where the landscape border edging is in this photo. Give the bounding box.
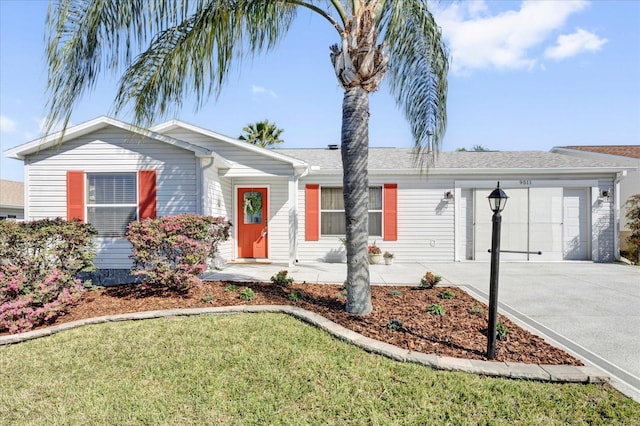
[0,305,610,384]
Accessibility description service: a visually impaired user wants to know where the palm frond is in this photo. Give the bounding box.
[45,0,299,133]
[45,0,194,134]
[379,0,449,169]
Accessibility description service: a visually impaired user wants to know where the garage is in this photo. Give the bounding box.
[458,183,591,262]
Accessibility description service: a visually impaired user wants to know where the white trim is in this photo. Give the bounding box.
[454,179,600,189]
[288,176,298,267]
[309,167,629,176]
[591,186,599,261]
[453,187,461,261]
[4,116,213,160]
[152,120,309,168]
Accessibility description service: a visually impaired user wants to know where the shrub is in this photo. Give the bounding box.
[426,303,445,316]
[388,289,403,297]
[420,271,442,288]
[438,290,455,299]
[0,218,97,334]
[271,270,294,287]
[288,290,304,303]
[386,319,403,331]
[126,214,230,292]
[468,305,485,315]
[201,294,214,304]
[225,284,239,293]
[239,288,255,301]
[337,286,347,299]
[497,322,510,340]
[624,194,640,263]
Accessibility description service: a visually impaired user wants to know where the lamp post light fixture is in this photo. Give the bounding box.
[487,182,508,359]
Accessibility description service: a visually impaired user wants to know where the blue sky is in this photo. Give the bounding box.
[1,0,639,182]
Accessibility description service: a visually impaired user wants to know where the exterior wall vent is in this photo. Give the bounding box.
[328,144,339,150]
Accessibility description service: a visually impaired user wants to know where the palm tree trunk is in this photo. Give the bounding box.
[341,85,372,316]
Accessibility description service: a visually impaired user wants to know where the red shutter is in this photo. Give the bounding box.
[383,184,397,241]
[138,170,157,219]
[305,184,320,241]
[66,171,85,222]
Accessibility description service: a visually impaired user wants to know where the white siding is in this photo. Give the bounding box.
[458,189,473,260]
[202,158,234,263]
[593,178,616,262]
[24,127,199,269]
[160,129,295,177]
[297,175,456,262]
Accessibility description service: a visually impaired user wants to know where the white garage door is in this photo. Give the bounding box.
[563,188,590,260]
[472,187,565,261]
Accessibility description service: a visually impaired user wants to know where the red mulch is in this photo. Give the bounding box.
[11,281,582,366]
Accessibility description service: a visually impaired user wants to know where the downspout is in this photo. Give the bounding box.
[199,156,216,215]
[290,164,311,267]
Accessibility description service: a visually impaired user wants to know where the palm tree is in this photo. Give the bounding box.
[238,119,284,148]
[456,145,490,152]
[45,0,448,316]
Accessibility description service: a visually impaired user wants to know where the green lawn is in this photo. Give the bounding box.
[1,313,638,425]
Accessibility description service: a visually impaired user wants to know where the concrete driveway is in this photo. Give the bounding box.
[426,262,640,401]
[205,261,640,401]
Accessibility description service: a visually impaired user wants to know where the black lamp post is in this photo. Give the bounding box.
[487,182,508,359]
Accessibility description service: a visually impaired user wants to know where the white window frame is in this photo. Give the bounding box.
[86,172,138,237]
[320,186,383,237]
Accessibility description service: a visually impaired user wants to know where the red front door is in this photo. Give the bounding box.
[237,187,268,258]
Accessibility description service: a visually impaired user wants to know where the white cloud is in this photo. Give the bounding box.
[433,0,592,74]
[251,85,278,98]
[544,28,607,60]
[467,0,489,18]
[0,115,17,133]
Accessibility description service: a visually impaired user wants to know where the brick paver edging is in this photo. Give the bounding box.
[0,305,609,384]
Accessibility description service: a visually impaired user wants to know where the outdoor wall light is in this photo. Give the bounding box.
[444,191,454,201]
[488,182,509,213]
[600,189,611,201]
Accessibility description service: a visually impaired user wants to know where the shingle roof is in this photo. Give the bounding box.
[274,148,627,171]
[560,145,640,159]
[0,180,24,208]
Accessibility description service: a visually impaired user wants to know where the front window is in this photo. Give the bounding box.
[86,173,137,237]
[320,187,382,236]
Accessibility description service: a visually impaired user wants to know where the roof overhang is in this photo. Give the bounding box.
[152,120,310,173]
[4,116,214,160]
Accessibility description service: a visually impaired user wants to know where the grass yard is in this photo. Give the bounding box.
[1,313,638,425]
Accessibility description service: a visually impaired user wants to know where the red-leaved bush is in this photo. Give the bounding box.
[126,214,231,291]
[0,218,97,334]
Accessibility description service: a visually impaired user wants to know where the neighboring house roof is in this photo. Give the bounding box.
[556,145,640,159]
[0,180,24,209]
[4,116,214,160]
[275,148,631,175]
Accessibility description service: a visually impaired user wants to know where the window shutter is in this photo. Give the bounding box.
[66,171,85,222]
[383,184,397,241]
[305,184,319,241]
[138,170,157,219]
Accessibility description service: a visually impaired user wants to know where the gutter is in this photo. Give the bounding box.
[305,166,633,176]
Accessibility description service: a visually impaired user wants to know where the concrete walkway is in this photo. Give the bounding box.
[203,260,640,401]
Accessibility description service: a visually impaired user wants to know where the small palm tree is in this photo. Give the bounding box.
[45,0,448,316]
[238,120,284,148]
